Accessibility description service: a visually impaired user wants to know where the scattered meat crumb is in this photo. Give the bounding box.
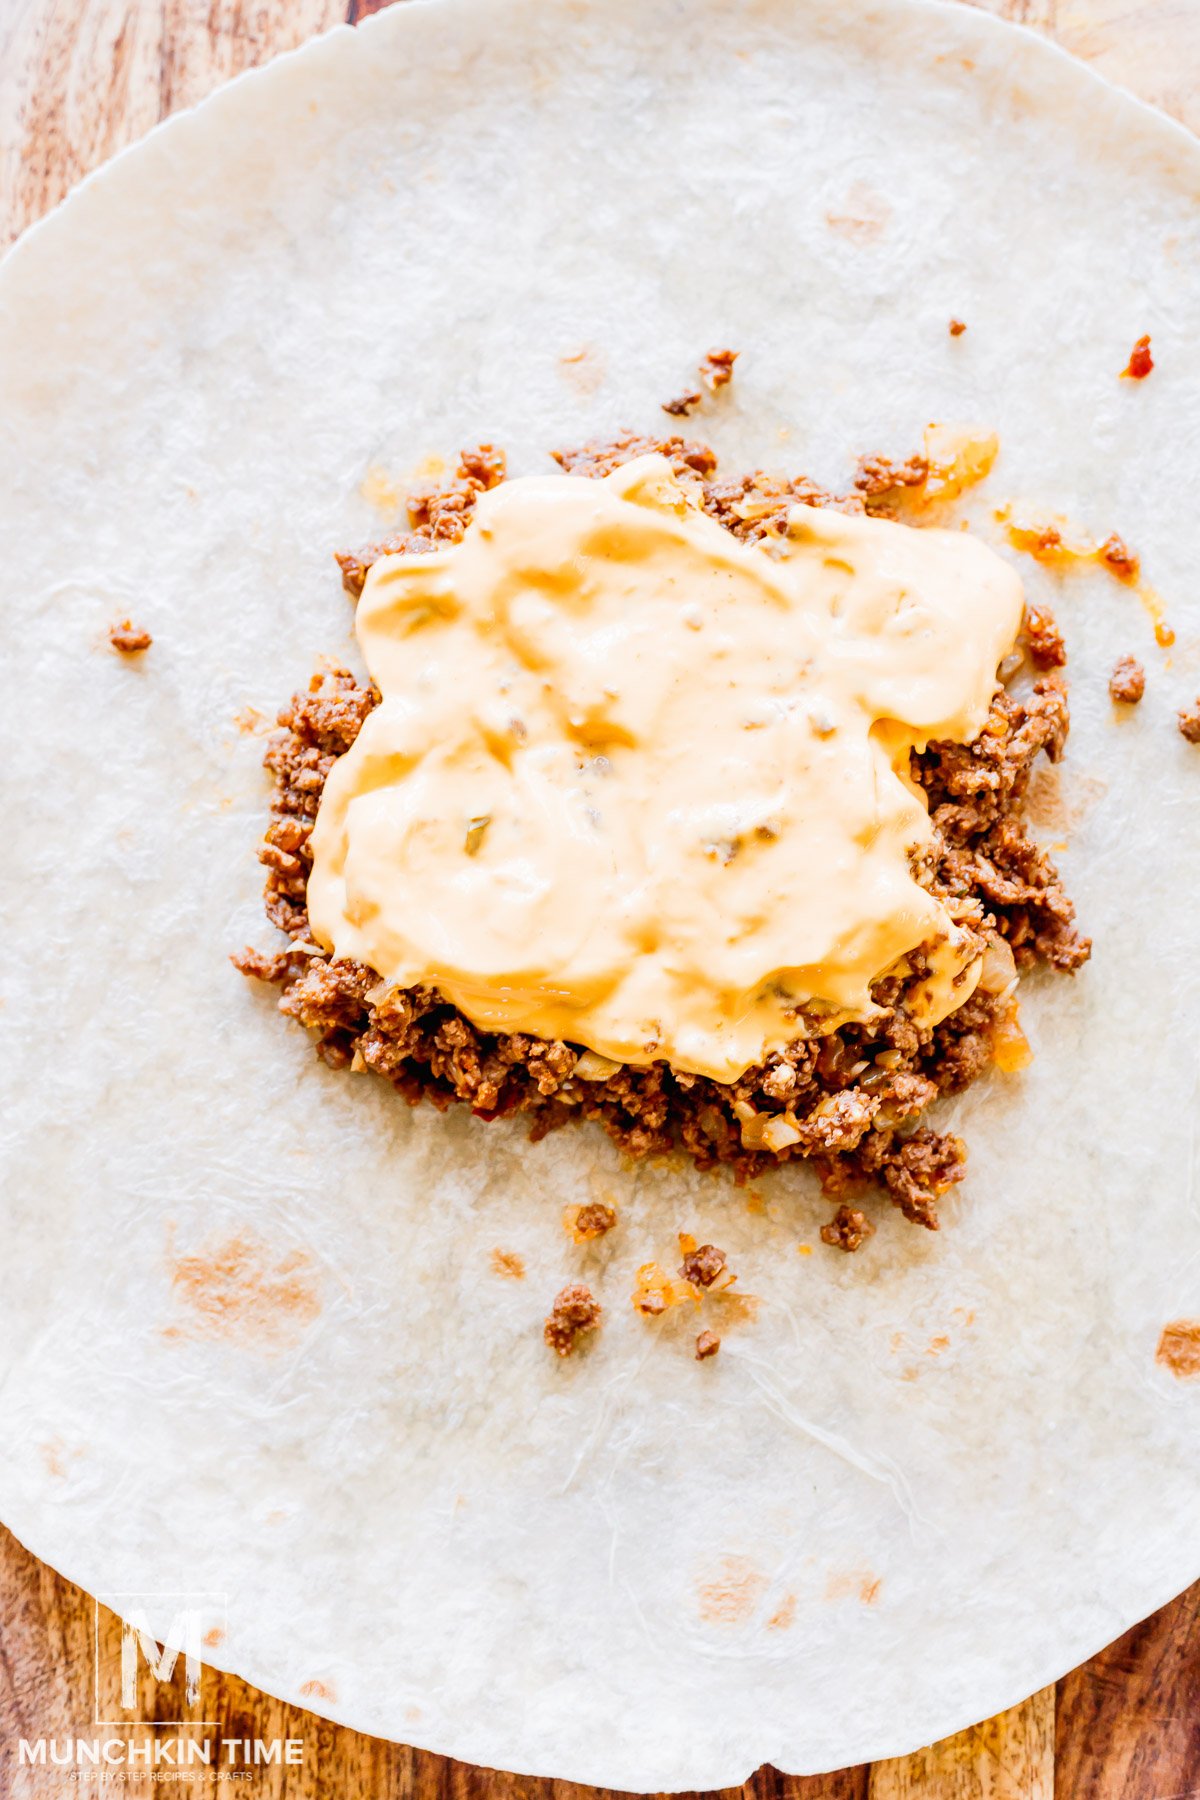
[566,1201,617,1241]
[854,452,929,498]
[1021,603,1066,671]
[1178,700,1200,744]
[948,318,967,337]
[544,1283,602,1357]
[1109,656,1145,705]
[109,620,152,654]
[1121,334,1154,380]
[820,1206,875,1253]
[1098,532,1139,582]
[700,348,738,391]
[695,1329,721,1361]
[679,1243,728,1288]
[662,389,703,418]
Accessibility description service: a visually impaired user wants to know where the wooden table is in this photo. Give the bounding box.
[1,2,1198,1793]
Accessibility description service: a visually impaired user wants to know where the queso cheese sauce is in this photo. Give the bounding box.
[306,455,1023,1083]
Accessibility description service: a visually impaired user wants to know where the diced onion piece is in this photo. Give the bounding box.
[977,933,1018,996]
[632,1261,700,1316]
[573,1050,622,1081]
[760,1114,802,1152]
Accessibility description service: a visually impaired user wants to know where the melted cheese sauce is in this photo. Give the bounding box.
[307,456,1023,1082]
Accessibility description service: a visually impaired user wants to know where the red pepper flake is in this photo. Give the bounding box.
[1121,334,1154,380]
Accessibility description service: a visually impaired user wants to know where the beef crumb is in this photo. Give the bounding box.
[854,452,929,500]
[695,1329,721,1361]
[700,348,738,391]
[948,318,967,337]
[1122,334,1154,380]
[820,1206,875,1253]
[1098,533,1139,582]
[1021,602,1066,670]
[571,1202,617,1240]
[662,389,703,418]
[1178,700,1200,744]
[544,1283,602,1357]
[679,1243,728,1288]
[109,620,152,654]
[1109,656,1145,705]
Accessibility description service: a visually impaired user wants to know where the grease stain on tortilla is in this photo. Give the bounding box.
[558,343,606,396]
[164,1228,322,1351]
[490,1247,526,1280]
[360,466,403,515]
[825,181,891,243]
[298,1679,337,1702]
[1156,1320,1200,1379]
[233,705,271,737]
[202,1627,225,1649]
[711,1290,761,1326]
[1023,763,1108,834]
[696,1555,769,1625]
[825,1568,883,1605]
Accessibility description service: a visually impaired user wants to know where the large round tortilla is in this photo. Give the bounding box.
[1,0,1198,1783]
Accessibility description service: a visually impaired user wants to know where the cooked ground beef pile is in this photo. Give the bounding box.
[236,435,1091,1247]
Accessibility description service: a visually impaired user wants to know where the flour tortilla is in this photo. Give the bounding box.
[1,0,1199,1784]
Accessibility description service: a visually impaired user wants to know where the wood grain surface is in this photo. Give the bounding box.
[1,1,1198,1795]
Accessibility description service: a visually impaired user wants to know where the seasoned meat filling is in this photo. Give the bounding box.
[237,437,1089,1247]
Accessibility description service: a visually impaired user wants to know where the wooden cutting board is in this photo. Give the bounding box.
[1,3,1198,1795]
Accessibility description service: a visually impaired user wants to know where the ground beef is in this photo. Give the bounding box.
[1179,700,1200,744]
[949,318,967,337]
[1109,656,1145,704]
[854,452,929,499]
[109,620,152,653]
[820,1206,875,1253]
[543,1283,602,1357]
[236,433,1090,1249]
[662,389,703,417]
[700,348,738,390]
[1021,602,1066,670]
[1122,334,1153,380]
[572,1202,617,1239]
[679,1244,728,1289]
[695,1330,721,1360]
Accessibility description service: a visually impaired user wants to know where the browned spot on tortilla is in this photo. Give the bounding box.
[768,1592,797,1630]
[825,181,891,243]
[202,1627,225,1649]
[490,1248,526,1280]
[39,1440,67,1479]
[926,1333,951,1357]
[826,1568,883,1605]
[697,1555,769,1625]
[405,1705,423,1722]
[559,343,605,397]
[298,1678,336,1701]
[744,1188,765,1215]
[1156,1321,1200,1380]
[167,1230,321,1351]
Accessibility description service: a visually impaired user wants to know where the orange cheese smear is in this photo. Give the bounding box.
[307,455,1023,1082]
